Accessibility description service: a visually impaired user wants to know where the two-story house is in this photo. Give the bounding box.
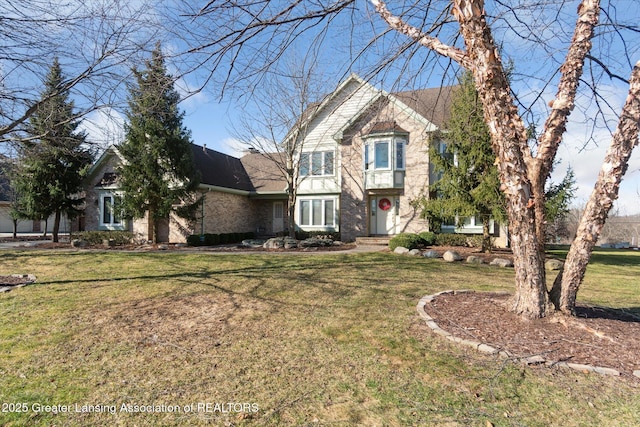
[82,74,507,246]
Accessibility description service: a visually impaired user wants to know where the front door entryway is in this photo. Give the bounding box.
[273,201,284,234]
[370,196,397,235]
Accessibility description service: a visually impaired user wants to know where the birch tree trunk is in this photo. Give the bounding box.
[550,62,640,313]
[451,0,549,318]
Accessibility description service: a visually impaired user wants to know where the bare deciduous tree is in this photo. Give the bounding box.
[232,59,327,238]
[0,0,159,146]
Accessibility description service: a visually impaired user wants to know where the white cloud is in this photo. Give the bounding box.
[80,108,125,150]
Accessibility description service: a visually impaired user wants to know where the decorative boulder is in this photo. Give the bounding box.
[408,249,422,256]
[394,246,410,255]
[490,258,514,268]
[422,250,440,259]
[443,250,462,262]
[545,259,564,271]
[300,238,333,248]
[263,238,285,249]
[283,238,298,249]
[71,239,89,248]
[242,239,266,248]
[466,255,484,264]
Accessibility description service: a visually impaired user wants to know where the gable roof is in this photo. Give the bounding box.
[327,75,455,140]
[240,152,287,193]
[391,86,456,129]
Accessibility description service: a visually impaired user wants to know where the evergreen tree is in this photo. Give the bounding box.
[544,167,577,243]
[11,58,93,242]
[419,71,506,252]
[118,43,200,243]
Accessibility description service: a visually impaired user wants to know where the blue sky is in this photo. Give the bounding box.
[80,0,640,215]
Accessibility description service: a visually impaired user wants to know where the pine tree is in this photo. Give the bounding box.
[419,71,506,252]
[11,58,93,242]
[545,167,577,243]
[118,43,200,243]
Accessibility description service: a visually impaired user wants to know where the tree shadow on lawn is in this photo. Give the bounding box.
[547,247,640,267]
[25,254,415,309]
[575,304,640,322]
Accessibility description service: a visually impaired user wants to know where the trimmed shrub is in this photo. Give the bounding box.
[71,231,133,246]
[467,235,495,249]
[389,233,422,251]
[295,230,340,241]
[433,233,469,247]
[418,231,436,246]
[187,232,257,246]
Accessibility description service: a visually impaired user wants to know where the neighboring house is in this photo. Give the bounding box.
[0,155,71,235]
[83,74,508,246]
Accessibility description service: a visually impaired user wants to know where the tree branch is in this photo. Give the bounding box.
[535,0,600,177]
[369,0,472,69]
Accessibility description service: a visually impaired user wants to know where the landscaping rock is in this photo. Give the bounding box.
[300,238,333,248]
[408,249,422,256]
[263,237,285,249]
[71,239,89,248]
[443,250,462,262]
[242,239,266,248]
[0,274,37,293]
[283,237,298,249]
[545,259,564,270]
[490,258,513,268]
[466,255,483,264]
[394,246,410,255]
[422,250,440,259]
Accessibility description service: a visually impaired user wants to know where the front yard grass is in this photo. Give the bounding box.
[0,249,639,426]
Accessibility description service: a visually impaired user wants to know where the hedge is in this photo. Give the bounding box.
[433,233,470,247]
[187,232,256,247]
[389,233,423,251]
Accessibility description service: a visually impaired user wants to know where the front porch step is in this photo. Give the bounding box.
[356,236,391,246]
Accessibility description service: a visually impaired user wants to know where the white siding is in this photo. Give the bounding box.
[297,77,380,196]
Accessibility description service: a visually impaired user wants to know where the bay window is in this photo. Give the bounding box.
[364,138,406,171]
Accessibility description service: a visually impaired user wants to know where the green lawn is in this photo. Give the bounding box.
[0,248,639,426]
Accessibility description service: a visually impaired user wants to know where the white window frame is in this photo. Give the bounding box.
[299,150,335,177]
[364,137,406,171]
[442,215,494,234]
[395,140,406,170]
[99,191,124,230]
[298,198,337,228]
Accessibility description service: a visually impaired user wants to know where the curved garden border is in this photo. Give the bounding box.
[417,290,640,379]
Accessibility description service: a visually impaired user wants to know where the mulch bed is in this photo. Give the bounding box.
[424,291,640,379]
[0,274,37,292]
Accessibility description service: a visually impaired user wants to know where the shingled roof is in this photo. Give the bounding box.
[391,85,456,129]
[191,144,255,192]
[240,152,287,193]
